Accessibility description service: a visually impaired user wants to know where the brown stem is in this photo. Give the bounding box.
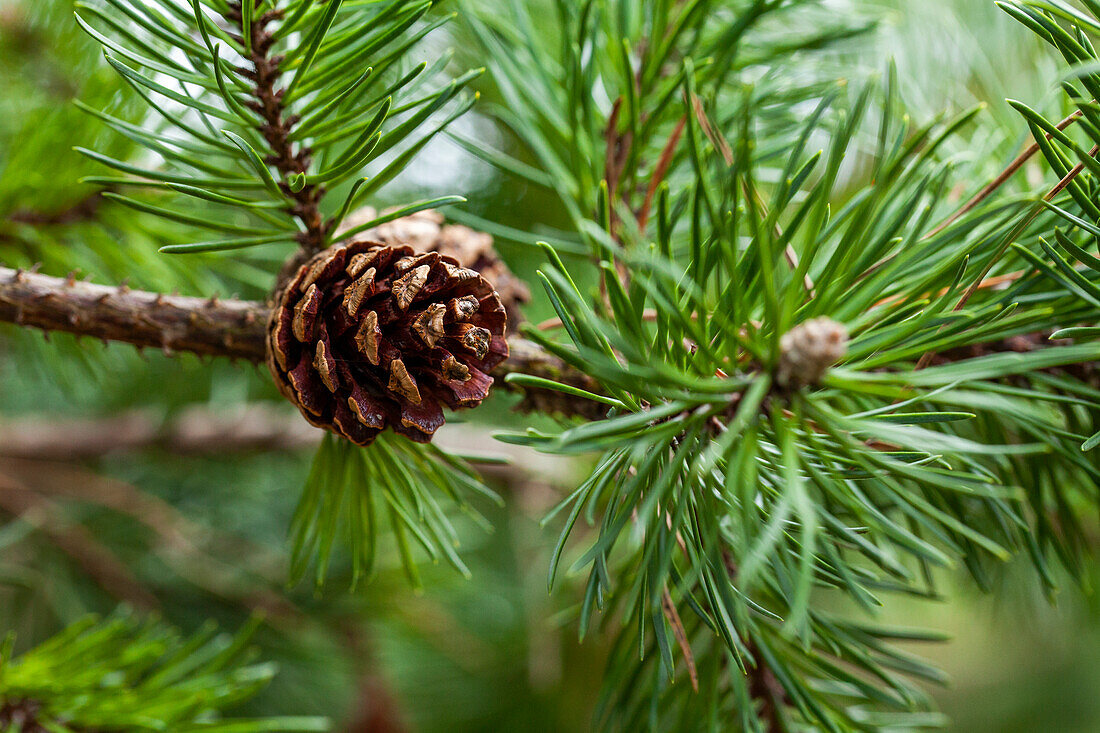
[725,553,787,733]
[858,110,1085,283]
[957,144,1100,313]
[0,698,64,733]
[338,620,411,733]
[637,116,686,234]
[923,110,1083,241]
[229,3,327,256]
[915,144,1100,370]
[746,644,787,733]
[0,265,602,417]
[0,266,267,361]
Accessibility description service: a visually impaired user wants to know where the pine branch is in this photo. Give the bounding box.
[0,265,267,361]
[229,2,326,255]
[0,614,329,732]
[0,265,602,417]
[6,261,1100,424]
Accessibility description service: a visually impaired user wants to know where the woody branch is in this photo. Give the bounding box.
[0,264,602,417]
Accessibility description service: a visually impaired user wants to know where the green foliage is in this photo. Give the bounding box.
[76,0,474,255]
[289,431,502,589]
[0,612,327,732]
[475,0,1100,729]
[69,0,503,589]
[998,2,1100,373]
[457,0,873,251]
[9,0,1100,731]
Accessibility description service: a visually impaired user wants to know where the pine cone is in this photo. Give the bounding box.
[776,317,848,389]
[267,241,509,445]
[338,208,531,327]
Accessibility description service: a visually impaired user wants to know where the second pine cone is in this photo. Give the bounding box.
[268,241,509,445]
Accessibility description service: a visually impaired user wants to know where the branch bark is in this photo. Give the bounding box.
[0,264,602,417]
[0,266,267,360]
[230,3,328,256]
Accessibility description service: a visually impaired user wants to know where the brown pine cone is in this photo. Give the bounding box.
[338,208,531,327]
[267,241,509,445]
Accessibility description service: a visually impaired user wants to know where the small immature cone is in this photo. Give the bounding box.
[267,241,509,445]
[776,317,848,389]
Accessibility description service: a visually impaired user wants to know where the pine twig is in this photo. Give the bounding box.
[857,109,1085,283]
[0,266,267,361]
[924,110,1083,240]
[230,2,326,256]
[0,265,603,417]
[915,143,1100,370]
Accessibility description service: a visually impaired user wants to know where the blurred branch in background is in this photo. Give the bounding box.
[0,405,319,460]
[5,190,111,227]
[0,454,301,621]
[0,470,158,609]
[0,406,569,493]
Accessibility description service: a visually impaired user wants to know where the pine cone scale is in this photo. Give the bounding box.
[336,208,531,326]
[355,310,382,364]
[268,241,508,445]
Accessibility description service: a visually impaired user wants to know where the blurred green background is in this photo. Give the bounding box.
[2,0,1100,731]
